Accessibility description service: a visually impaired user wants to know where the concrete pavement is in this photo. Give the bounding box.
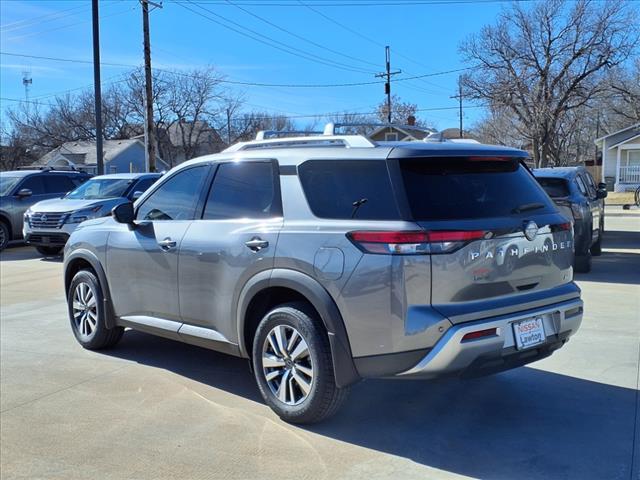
[1,207,638,480]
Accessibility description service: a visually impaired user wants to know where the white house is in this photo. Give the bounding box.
[36,139,169,174]
[594,123,640,192]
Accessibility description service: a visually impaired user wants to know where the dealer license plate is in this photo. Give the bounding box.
[513,317,545,350]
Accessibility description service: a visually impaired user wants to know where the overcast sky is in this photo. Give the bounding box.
[1,0,519,130]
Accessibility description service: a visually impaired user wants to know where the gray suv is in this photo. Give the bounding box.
[0,169,90,251]
[63,130,584,423]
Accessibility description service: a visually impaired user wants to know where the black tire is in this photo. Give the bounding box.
[591,218,604,256]
[574,252,592,273]
[36,246,63,256]
[0,221,9,251]
[252,302,349,424]
[67,269,124,349]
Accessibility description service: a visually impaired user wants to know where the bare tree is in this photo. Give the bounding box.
[375,95,420,125]
[460,0,639,166]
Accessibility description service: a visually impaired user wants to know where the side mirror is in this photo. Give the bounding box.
[597,182,607,190]
[16,188,32,198]
[596,189,607,199]
[131,190,144,201]
[112,202,135,224]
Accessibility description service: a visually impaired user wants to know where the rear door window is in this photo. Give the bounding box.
[575,176,588,197]
[203,161,281,220]
[398,157,555,220]
[43,175,76,194]
[298,160,400,220]
[535,177,570,198]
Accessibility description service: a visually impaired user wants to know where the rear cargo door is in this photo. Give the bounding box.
[394,156,574,309]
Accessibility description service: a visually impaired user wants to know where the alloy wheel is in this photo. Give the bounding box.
[262,325,314,406]
[72,282,98,340]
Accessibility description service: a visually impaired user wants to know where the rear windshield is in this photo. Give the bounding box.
[398,157,556,220]
[298,160,400,220]
[535,177,570,198]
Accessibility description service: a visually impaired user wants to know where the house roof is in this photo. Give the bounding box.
[38,139,143,166]
[607,133,640,150]
[164,121,223,147]
[369,124,434,141]
[594,123,640,143]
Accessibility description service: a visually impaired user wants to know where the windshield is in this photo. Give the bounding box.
[65,178,132,200]
[0,175,23,196]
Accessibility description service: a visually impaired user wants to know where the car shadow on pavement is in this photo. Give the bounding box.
[577,251,640,285]
[601,229,640,250]
[105,330,636,480]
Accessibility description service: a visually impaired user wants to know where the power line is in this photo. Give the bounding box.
[177,0,374,75]
[0,3,88,32]
[0,95,484,119]
[0,51,474,88]
[178,0,532,4]
[4,5,138,42]
[223,0,380,70]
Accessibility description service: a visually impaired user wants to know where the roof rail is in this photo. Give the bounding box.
[223,134,375,153]
[255,130,323,140]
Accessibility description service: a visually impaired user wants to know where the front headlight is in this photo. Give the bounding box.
[66,206,102,224]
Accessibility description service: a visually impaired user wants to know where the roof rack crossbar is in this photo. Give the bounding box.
[324,122,437,136]
[256,130,323,140]
[223,134,375,153]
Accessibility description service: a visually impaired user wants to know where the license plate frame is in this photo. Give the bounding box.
[512,317,546,350]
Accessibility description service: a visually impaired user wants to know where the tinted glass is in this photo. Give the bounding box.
[43,175,76,194]
[203,162,279,220]
[137,166,209,221]
[536,177,570,197]
[20,176,46,195]
[131,177,157,196]
[575,176,588,196]
[66,178,133,200]
[399,157,555,220]
[298,160,400,220]
[0,175,23,196]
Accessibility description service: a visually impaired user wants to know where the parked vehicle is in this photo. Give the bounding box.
[23,173,161,256]
[533,167,607,273]
[63,128,584,423]
[0,169,91,251]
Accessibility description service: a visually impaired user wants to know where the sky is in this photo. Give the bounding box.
[0,0,518,131]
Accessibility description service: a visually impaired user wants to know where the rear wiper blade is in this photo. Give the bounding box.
[511,202,545,214]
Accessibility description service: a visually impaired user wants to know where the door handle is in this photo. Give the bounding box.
[245,238,269,252]
[158,237,177,250]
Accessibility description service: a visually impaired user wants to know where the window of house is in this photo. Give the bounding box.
[385,132,399,141]
[627,150,640,166]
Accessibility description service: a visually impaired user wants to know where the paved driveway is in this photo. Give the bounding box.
[1,207,638,480]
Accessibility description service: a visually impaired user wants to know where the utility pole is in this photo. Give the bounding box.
[91,0,104,175]
[375,46,401,123]
[141,0,162,172]
[450,77,463,138]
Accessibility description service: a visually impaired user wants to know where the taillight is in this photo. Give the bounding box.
[346,230,487,255]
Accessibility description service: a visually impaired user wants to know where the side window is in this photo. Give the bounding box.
[19,176,46,195]
[575,176,588,197]
[583,173,597,197]
[298,160,400,220]
[203,161,280,220]
[130,177,157,196]
[43,175,76,194]
[136,166,209,221]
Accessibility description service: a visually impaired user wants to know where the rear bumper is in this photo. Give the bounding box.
[397,297,583,378]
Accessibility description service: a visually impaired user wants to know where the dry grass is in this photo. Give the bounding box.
[606,191,636,205]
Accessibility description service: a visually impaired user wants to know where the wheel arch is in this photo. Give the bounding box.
[0,211,12,239]
[237,269,360,388]
[64,249,116,329]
